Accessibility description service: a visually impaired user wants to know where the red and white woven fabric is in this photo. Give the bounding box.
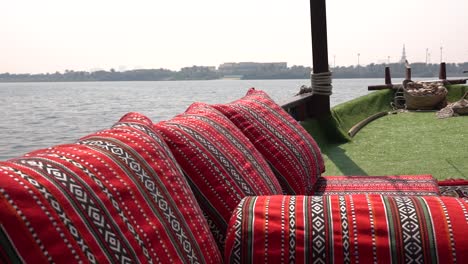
[225,195,468,263]
[314,175,441,196]
[213,88,324,195]
[0,112,222,263]
[154,103,283,250]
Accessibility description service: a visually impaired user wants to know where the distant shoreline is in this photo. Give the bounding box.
[1,62,466,83]
[1,75,466,83]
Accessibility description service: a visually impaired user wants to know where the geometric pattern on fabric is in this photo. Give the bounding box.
[314,175,441,196]
[224,195,468,264]
[0,112,222,263]
[154,103,283,250]
[439,185,468,200]
[438,179,468,199]
[212,88,324,195]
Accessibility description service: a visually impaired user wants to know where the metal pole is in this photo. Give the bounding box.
[308,0,331,118]
[426,48,428,64]
[440,46,443,63]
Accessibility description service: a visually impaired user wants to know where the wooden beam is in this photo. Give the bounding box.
[444,79,467,85]
[281,93,315,110]
[368,84,403,91]
[308,0,331,118]
[281,93,314,121]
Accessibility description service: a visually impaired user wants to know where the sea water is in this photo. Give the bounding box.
[0,78,395,159]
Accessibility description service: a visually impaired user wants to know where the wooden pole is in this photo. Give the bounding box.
[385,66,392,85]
[402,67,412,88]
[307,0,331,118]
[368,67,402,90]
[439,62,447,80]
[405,67,412,81]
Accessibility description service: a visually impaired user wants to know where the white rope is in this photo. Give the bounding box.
[311,71,333,95]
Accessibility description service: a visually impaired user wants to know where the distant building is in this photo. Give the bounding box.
[221,75,243,80]
[180,66,216,72]
[218,62,287,75]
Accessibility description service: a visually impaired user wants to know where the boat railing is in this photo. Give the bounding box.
[281,93,315,121]
[369,62,467,91]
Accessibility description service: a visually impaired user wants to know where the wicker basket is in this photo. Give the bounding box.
[404,88,447,110]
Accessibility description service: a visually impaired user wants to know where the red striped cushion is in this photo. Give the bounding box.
[213,88,324,195]
[314,175,440,196]
[0,112,222,263]
[153,103,283,250]
[225,195,468,263]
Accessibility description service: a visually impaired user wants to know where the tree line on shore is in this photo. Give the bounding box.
[1,62,467,82]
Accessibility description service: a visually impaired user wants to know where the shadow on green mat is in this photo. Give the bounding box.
[320,112,467,180]
[325,146,368,175]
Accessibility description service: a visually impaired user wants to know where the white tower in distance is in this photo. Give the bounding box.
[399,44,407,64]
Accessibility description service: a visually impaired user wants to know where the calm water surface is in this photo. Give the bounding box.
[0,78,397,159]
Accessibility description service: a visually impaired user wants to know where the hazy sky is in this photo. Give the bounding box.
[2,0,468,73]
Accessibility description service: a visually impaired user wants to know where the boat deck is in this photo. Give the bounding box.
[321,111,467,180]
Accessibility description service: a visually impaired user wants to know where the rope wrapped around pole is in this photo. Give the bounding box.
[311,71,333,95]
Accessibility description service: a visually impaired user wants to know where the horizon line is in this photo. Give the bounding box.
[2,60,468,75]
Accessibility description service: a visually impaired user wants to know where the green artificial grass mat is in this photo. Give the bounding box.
[300,84,468,180]
[301,90,396,149]
[321,112,468,180]
[301,115,350,149]
[330,84,467,135]
[331,89,394,133]
[446,84,468,102]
